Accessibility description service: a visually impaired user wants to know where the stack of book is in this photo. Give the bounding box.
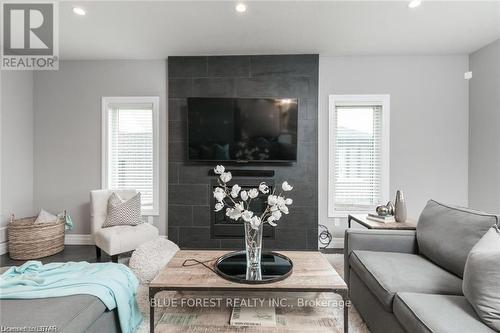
[230,305,276,327]
[366,213,395,223]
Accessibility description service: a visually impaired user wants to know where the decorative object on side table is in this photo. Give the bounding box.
[212,165,294,282]
[386,201,395,215]
[367,213,395,223]
[394,190,408,222]
[371,200,396,223]
[375,205,390,216]
[349,214,416,230]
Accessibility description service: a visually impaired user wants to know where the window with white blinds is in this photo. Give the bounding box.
[328,95,390,216]
[102,97,159,215]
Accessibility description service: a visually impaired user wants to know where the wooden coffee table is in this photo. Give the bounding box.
[149,250,349,332]
[348,214,417,230]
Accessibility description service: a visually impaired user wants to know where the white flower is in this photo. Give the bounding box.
[277,196,285,206]
[213,187,226,202]
[241,210,254,222]
[267,216,278,227]
[267,195,278,206]
[248,188,259,199]
[240,190,249,201]
[285,198,293,205]
[230,184,241,198]
[259,182,269,194]
[282,181,293,191]
[270,204,279,211]
[272,210,282,221]
[220,172,232,183]
[226,208,242,220]
[214,165,225,175]
[250,216,261,230]
[279,204,289,214]
[214,202,224,212]
[235,202,245,211]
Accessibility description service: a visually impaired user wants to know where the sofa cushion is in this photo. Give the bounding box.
[0,294,107,333]
[95,222,159,255]
[350,250,463,312]
[463,227,500,331]
[417,200,497,277]
[394,293,496,333]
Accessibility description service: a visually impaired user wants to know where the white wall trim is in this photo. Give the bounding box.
[328,94,391,217]
[0,242,7,255]
[332,237,344,249]
[1,233,167,254]
[0,226,7,244]
[0,227,7,255]
[2,233,167,252]
[64,234,94,245]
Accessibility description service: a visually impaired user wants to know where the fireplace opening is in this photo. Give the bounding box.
[210,178,276,239]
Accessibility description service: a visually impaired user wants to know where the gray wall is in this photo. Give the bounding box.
[469,39,500,214]
[33,60,168,235]
[1,71,35,229]
[319,56,469,240]
[168,55,319,250]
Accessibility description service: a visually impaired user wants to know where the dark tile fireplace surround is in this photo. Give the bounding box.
[167,54,319,250]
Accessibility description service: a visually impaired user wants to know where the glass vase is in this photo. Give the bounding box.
[244,221,263,281]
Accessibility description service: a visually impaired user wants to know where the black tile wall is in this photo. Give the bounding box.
[168,55,319,250]
[208,56,250,77]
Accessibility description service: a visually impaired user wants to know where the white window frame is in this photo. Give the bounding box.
[101,96,160,216]
[328,94,390,218]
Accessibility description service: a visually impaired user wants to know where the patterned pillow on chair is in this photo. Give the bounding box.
[102,192,143,228]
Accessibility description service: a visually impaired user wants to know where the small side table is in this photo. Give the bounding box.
[348,214,417,230]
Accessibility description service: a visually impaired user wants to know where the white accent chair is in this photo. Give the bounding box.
[90,189,159,262]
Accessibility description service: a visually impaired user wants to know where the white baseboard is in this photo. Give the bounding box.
[64,234,94,245]
[64,234,166,245]
[0,242,7,255]
[332,237,344,249]
[0,226,7,243]
[0,226,7,254]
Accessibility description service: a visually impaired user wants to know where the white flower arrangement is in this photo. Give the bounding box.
[212,165,293,230]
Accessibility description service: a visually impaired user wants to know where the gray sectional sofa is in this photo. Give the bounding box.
[0,294,120,333]
[344,200,499,333]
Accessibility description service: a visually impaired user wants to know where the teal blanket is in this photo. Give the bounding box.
[0,261,142,333]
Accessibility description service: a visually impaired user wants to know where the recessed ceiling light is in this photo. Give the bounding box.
[408,0,422,8]
[235,3,247,13]
[73,7,86,16]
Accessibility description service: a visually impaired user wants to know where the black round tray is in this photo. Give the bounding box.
[214,250,293,284]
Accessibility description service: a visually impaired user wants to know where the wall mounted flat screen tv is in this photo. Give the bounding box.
[187,97,298,163]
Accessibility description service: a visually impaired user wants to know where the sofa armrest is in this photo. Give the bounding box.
[344,229,418,287]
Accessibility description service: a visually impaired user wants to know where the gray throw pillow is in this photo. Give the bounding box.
[417,200,497,277]
[463,227,500,331]
[102,192,143,228]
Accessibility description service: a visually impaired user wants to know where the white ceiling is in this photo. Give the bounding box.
[59,1,500,59]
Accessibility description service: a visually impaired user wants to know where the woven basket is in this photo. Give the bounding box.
[8,214,65,260]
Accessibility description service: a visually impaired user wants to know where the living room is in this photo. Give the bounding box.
[0,1,499,332]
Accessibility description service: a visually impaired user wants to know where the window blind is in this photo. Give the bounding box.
[108,106,154,210]
[333,105,383,211]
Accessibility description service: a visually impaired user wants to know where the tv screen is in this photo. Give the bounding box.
[187,97,298,163]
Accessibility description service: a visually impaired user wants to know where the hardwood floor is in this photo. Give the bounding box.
[0,245,111,267]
